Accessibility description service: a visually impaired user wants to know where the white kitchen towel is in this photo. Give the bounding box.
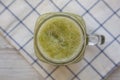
[0,0,120,80]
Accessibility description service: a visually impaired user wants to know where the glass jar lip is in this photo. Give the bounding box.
[34,13,87,64]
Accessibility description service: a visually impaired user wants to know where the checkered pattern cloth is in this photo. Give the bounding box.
[0,0,120,80]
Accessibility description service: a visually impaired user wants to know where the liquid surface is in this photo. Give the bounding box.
[37,16,82,62]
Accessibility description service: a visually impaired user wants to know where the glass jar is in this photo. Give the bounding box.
[34,12,105,65]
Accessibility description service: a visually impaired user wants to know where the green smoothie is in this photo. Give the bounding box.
[37,16,82,62]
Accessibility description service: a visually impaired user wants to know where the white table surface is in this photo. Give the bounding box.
[0,35,120,80]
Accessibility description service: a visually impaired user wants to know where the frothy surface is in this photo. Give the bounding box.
[37,16,82,62]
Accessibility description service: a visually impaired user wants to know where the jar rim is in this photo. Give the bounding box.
[34,12,87,64]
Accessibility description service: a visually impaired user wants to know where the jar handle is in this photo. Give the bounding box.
[87,35,105,45]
